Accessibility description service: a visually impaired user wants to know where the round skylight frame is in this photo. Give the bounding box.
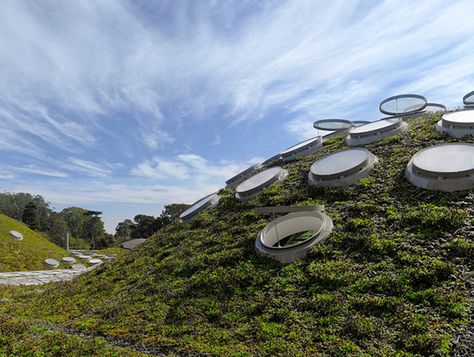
[347,117,407,146]
[9,230,23,240]
[436,111,474,138]
[425,103,447,113]
[406,143,474,191]
[62,257,76,264]
[352,120,371,126]
[255,211,333,264]
[308,148,378,188]
[179,192,220,222]
[44,258,59,268]
[225,163,262,188]
[463,90,474,105]
[280,136,322,162]
[313,119,353,131]
[235,166,289,201]
[379,94,427,116]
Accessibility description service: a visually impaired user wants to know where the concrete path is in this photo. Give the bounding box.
[0,269,83,286]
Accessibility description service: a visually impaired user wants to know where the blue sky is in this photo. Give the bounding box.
[0,0,473,232]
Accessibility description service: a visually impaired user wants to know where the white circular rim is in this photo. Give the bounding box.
[280,136,322,155]
[9,230,23,240]
[310,148,369,179]
[349,118,401,138]
[236,167,286,195]
[179,192,220,221]
[44,258,59,268]
[411,143,474,178]
[313,119,353,131]
[442,111,474,128]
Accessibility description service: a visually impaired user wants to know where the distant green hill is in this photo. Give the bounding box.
[0,214,67,271]
[0,113,473,355]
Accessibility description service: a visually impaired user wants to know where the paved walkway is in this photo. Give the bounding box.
[0,269,83,286]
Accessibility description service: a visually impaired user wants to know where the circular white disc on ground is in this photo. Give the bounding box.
[313,119,353,131]
[310,148,369,179]
[179,192,220,221]
[349,118,401,137]
[379,94,427,115]
[72,264,86,271]
[463,90,474,105]
[236,166,288,201]
[412,144,474,178]
[44,258,59,268]
[442,111,474,128]
[62,257,76,264]
[88,258,103,266]
[9,231,23,240]
[78,255,91,260]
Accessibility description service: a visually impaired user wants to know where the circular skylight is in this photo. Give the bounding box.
[280,136,322,162]
[236,166,288,201]
[179,192,220,222]
[313,119,353,131]
[44,258,59,268]
[425,103,447,113]
[379,94,427,115]
[463,90,474,105]
[88,258,103,266]
[9,230,23,240]
[349,118,401,137]
[308,148,377,187]
[78,255,92,260]
[62,257,76,264]
[347,117,407,146]
[255,211,333,264]
[406,143,474,191]
[436,111,474,138]
[225,163,262,188]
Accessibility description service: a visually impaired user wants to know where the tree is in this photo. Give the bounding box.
[160,203,190,225]
[43,212,69,247]
[83,215,105,250]
[22,201,40,230]
[131,214,157,239]
[115,219,133,241]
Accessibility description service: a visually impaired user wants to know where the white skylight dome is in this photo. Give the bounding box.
[280,136,322,162]
[255,211,333,264]
[436,111,474,138]
[463,90,474,105]
[235,166,288,201]
[379,94,427,116]
[225,163,262,188]
[308,148,377,187]
[62,257,76,264]
[406,143,474,192]
[44,258,59,268]
[347,117,407,146]
[313,119,353,131]
[179,192,220,222]
[9,230,23,240]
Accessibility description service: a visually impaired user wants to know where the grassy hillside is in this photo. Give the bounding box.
[0,113,473,355]
[0,214,68,272]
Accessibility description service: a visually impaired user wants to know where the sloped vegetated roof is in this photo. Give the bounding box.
[0,112,473,355]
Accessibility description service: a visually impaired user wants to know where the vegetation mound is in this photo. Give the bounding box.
[0,214,67,272]
[0,113,473,355]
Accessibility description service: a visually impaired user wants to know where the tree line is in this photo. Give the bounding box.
[0,192,189,249]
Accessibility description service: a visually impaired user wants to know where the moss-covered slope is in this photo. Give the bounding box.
[0,214,68,272]
[0,113,473,356]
